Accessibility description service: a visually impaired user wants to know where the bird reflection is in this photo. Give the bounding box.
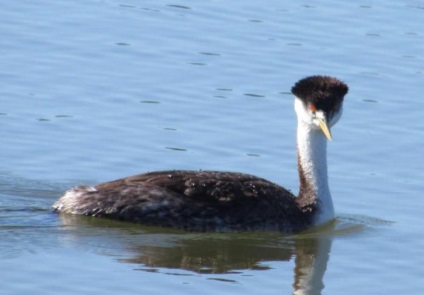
[121,235,293,273]
[123,234,332,295]
[292,237,331,295]
[58,215,361,295]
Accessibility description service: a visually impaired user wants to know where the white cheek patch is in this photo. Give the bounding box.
[295,97,343,129]
[313,110,326,127]
[294,97,314,125]
[315,110,326,120]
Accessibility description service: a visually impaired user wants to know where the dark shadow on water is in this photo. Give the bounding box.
[55,214,388,295]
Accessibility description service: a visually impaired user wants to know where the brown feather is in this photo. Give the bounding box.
[54,170,314,232]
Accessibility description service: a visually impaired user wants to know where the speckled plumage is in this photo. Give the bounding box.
[53,170,314,232]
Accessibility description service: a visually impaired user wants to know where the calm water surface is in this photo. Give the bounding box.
[1,0,423,294]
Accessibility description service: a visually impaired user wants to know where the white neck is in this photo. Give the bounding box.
[294,99,334,225]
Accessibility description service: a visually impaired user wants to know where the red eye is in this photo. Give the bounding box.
[310,105,316,112]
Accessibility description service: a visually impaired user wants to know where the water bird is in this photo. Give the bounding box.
[53,75,348,232]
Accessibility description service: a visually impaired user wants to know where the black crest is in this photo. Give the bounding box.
[291,76,348,113]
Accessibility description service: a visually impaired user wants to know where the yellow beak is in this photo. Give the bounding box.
[317,118,332,141]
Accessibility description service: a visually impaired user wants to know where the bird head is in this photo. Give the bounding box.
[292,75,348,140]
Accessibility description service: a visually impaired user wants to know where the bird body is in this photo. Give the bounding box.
[53,76,349,233]
[56,170,311,232]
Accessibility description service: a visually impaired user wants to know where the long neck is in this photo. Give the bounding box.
[295,120,334,225]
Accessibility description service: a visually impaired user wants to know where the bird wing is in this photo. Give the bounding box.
[95,170,295,204]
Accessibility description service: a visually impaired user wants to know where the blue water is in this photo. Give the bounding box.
[1,0,424,294]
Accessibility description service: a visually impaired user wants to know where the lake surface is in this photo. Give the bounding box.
[1,0,423,294]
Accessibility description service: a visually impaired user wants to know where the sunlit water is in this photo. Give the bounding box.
[1,0,424,294]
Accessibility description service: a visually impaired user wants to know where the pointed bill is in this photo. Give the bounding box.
[318,118,332,141]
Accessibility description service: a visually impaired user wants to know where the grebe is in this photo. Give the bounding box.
[53,75,348,232]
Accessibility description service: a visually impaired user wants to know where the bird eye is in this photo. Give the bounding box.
[310,105,316,113]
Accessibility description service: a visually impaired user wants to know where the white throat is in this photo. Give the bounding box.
[294,98,335,225]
